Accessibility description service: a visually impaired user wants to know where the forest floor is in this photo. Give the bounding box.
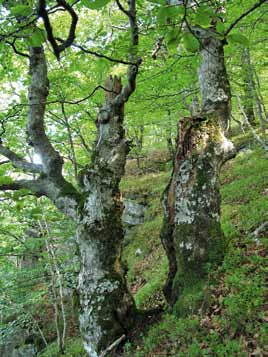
[41,132,268,357]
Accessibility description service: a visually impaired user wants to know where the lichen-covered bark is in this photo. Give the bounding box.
[0,3,140,355]
[161,29,235,306]
[161,115,234,304]
[77,76,135,356]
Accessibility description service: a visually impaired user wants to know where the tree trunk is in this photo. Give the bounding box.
[161,29,235,306]
[241,48,256,125]
[0,1,140,355]
[77,76,136,356]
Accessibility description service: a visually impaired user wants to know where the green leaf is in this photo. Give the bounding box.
[0,176,13,185]
[166,29,181,50]
[27,27,46,47]
[157,5,183,26]
[10,5,32,17]
[183,33,200,53]
[194,10,211,28]
[147,0,165,4]
[216,22,225,34]
[81,0,111,10]
[227,33,249,47]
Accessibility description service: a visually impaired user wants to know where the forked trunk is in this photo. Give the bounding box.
[161,29,235,306]
[77,76,135,356]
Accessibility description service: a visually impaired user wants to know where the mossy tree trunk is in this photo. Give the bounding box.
[161,29,236,306]
[0,1,140,354]
[77,76,136,356]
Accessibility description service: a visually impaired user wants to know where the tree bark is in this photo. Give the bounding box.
[161,29,235,306]
[241,48,256,125]
[0,46,139,357]
[0,2,140,355]
[77,76,136,356]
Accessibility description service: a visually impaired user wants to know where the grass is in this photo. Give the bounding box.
[39,338,86,356]
[121,166,169,309]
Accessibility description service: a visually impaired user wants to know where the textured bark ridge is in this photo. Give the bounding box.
[161,29,235,307]
[77,76,135,357]
[161,115,234,305]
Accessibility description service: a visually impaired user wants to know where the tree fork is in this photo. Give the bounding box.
[77,75,136,356]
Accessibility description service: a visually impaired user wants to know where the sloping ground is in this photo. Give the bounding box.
[121,146,268,356]
[39,144,268,356]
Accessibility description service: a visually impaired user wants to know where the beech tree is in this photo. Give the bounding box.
[0,0,141,355]
[159,0,267,306]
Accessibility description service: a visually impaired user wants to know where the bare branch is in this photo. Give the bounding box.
[225,0,268,36]
[56,0,78,52]
[0,144,43,173]
[47,85,116,105]
[114,0,141,106]
[5,39,30,58]
[100,335,126,357]
[72,43,137,66]
[115,0,131,17]
[38,0,60,58]
[0,179,45,196]
[0,160,9,165]
[60,102,78,179]
[27,46,64,178]
[38,0,78,59]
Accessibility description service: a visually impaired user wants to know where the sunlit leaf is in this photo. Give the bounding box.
[81,0,111,10]
[227,33,249,47]
[10,5,32,17]
[183,33,200,53]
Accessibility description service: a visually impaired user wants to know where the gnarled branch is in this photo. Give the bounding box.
[0,144,43,173]
[27,46,64,178]
[38,0,78,59]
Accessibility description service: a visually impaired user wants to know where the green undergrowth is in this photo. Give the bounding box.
[121,145,268,356]
[39,338,86,356]
[121,163,170,309]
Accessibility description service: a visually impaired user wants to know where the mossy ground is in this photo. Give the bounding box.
[40,138,268,356]
[120,144,268,356]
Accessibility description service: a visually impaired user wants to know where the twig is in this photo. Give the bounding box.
[38,0,78,59]
[72,43,136,66]
[236,94,268,151]
[100,334,126,357]
[225,0,268,36]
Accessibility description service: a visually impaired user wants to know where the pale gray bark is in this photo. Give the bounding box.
[77,74,137,357]
[241,48,255,125]
[161,27,235,306]
[197,28,231,125]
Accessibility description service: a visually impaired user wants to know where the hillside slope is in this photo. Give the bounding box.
[120,145,268,357]
[39,143,268,356]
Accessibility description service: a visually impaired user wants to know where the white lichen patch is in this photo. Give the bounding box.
[180,242,193,250]
[84,342,99,357]
[77,238,120,357]
[175,199,195,224]
[82,193,105,226]
[174,160,196,224]
[220,133,234,154]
